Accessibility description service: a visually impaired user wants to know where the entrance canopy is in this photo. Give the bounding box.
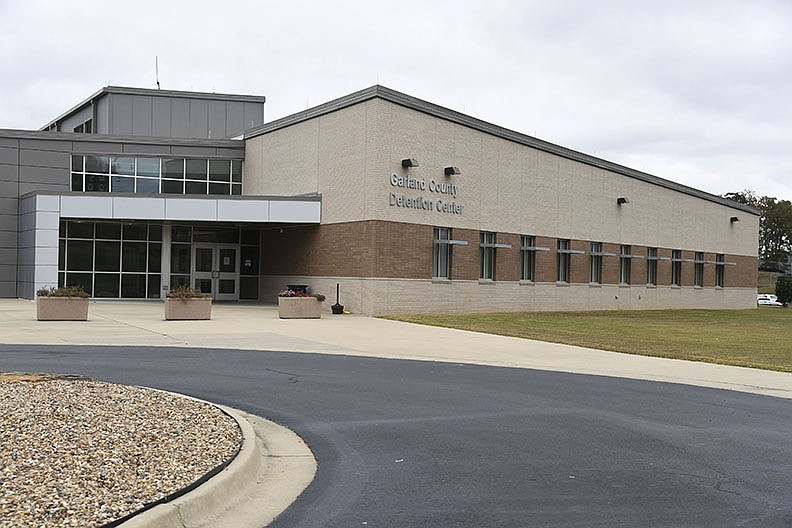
[18,192,321,299]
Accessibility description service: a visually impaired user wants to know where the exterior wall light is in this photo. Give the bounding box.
[730,216,740,223]
[444,166,461,175]
[401,158,419,168]
[617,197,630,205]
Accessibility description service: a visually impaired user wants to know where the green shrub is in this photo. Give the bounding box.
[775,275,792,305]
[166,284,209,299]
[36,285,89,298]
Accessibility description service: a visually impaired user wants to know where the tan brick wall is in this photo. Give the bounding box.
[244,98,758,262]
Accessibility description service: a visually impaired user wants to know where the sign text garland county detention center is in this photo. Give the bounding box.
[388,173,464,215]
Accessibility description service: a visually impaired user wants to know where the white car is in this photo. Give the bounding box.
[757,294,784,306]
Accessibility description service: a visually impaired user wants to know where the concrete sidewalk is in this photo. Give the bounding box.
[2,298,791,400]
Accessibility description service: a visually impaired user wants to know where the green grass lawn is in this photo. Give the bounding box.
[388,308,792,373]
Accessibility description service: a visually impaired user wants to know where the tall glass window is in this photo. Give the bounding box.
[619,245,632,284]
[671,250,682,286]
[646,248,657,285]
[716,254,725,287]
[433,227,451,279]
[58,220,162,299]
[557,239,570,283]
[589,242,602,284]
[479,232,496,280]
[520,235,536,281]
[71,155,243,196]
[694,251,704,286]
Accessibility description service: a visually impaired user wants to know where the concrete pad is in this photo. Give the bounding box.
[1,299,791,399]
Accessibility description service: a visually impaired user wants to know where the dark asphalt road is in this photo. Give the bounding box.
[2,344,791,527]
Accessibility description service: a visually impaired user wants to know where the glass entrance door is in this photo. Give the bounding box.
[192,244,239,301]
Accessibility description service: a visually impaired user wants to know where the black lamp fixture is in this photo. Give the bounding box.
[617,197,630,205]
[401,158,419,168]
[730,216,740,223]
[444,166,461,176]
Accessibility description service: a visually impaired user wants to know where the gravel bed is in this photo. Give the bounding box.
[0,373,242,527]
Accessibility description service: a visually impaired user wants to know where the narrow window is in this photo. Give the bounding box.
[694,251,704,286]
[716,253,725,287]
[589,242,602,284]
[479,231,495,280]
[619,245,632,284]
[646,248,657,285]
[520,235,536,281]
[557,239,570,282]
[671,250,682,286]
[433,227,451,279]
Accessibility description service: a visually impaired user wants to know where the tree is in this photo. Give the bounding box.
[775,275,792,305]
[723,190,792,264]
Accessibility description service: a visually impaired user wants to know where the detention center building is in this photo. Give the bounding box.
[0,85,759,314]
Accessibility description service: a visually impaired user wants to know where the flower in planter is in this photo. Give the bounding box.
[36,285,89,298]
[278,288,325,302]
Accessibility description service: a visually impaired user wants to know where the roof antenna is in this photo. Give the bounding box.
[155,56,161,90]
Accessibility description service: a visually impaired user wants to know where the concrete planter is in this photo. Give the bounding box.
[36,297,89,321]
[278,297,322,319]
[164,297,212,320]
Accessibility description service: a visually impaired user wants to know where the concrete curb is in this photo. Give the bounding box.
[118,404,316,528]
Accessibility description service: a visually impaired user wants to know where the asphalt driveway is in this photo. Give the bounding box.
[2,344,791,527]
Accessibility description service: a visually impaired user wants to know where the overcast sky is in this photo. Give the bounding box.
[1,0,790,199]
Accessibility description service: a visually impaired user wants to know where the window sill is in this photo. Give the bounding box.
[431,278,451,284]
[478,279,496,285]
[589,283,602,288]
[556,281,570,287]
[645,284,657,289]
[619,283,632,288]
[671,285,681,289]
[519,280,535,286]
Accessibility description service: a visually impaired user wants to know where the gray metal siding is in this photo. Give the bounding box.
[226,103,244,138]
[208,101,227,139]
[243,102,263,131]
[152,98,171,137]
[58,106,93,133]
[132,95,153,136]
[171,99,190,137]
[0,146,18,164]
[96,98,110,133]
[19,149,69,169]
[111,94,134,135]
[189,100,209,138]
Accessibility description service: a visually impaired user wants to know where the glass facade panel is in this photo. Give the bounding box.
[209,182,230,195]
[520,236,535,281]
[219,279,235,294]
[646,248,657,285]
[111,157,135,175]
[67,240,93,271]
[65,273,93,295]
[85,155,109,173]
[85,174,109,192]
[240,276,259,300]
[96,223,121,240]
[95,241,121,271]
[122,241,148,272]
[672,250,682,285]
[136,178,159,193]
[111,176,135,193]
[694,252,704,286]
[68,221,94,239]
[136,157,160,177]
[195,247,213,272]
[619,245,631,284]
[716,254,725,287]
[186,159,207,180]
[148,243,162,272]
[71,173,83,191]
[479,232,495,280]
[123,224,148,240]
[94,274,120,297]
[432,227,450,279]
[196,278,212,294]
[185,181,207,194]
[231,160,243,183]
[162,158,184,179]
[219,248,236,273]
[172,226,192,243]
[589,242,602,284]
[147,275,161,299]
[240,246,259,275]
[162,179,184,194]
[171,245,191,273]
[557,240,570,282]
[209,160,231,182]
[71,155,241,196]
[121,274,147,298]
